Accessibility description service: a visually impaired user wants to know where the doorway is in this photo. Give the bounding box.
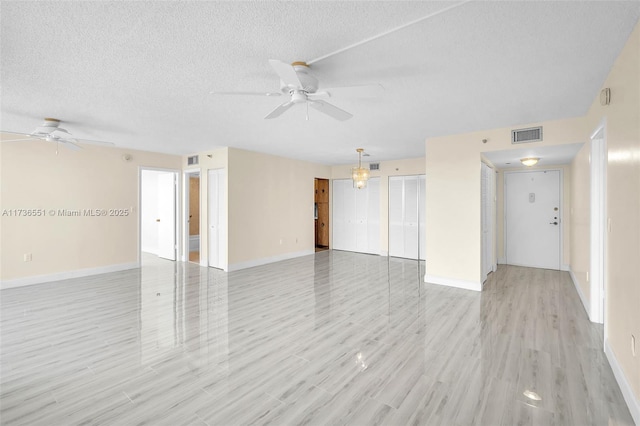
[184,170,201,264]
[140,169,178,261]
[314,178,330,251]
[504,169,561,270]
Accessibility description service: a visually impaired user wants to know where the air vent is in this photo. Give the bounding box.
[511,126,543,144]
[187,155,199,166]
[369,163,380,171]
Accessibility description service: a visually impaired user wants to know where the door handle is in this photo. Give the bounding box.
[156,219,161,222]
[549,221,558,225]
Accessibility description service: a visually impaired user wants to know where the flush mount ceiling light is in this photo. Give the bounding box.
[520,157,539,167]
[351,148,370,189]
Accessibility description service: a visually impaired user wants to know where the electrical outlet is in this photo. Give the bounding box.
[23,253,32,262]
[279,238,283,245]
[632,335,636,357]
[586,272,589,282]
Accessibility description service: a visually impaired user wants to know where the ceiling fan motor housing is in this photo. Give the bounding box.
[281,64,319,94]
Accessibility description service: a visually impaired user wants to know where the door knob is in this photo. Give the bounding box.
[549,221,558,225]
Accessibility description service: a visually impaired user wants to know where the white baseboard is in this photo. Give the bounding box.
[227,249,314,272]
[1,262,140,290]
[605,339,640,425]
[380,250,389,257]
[569,268,590,319]
[561,263,570,271]
[424,274,482,292]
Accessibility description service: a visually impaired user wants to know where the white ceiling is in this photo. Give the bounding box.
[1,1,638,165]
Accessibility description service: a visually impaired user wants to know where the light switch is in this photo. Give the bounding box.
[529,193,535,203]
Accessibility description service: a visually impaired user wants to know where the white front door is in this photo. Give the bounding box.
[156,172,176,260]
[505,170,561,270]
[208,169,226,270]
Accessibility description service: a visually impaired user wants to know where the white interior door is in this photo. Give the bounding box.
[389,175,425,260]
[505,170,560,270]
[331,178,380,254]
[208,169,226,270]
[156,172,176,260]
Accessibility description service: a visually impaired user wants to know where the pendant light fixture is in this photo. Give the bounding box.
[351,148,370,189]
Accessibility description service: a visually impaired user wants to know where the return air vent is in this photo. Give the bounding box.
[511,126,543,144]
[187,155,199,166]
[369,163,380,171]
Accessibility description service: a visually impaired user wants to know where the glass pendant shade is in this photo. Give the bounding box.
[352,148,369,189]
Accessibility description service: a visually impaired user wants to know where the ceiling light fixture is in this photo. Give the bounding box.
[351,148,370,189]
[520,157,539,167]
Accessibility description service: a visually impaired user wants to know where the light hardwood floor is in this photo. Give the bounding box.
[0,251,633,425]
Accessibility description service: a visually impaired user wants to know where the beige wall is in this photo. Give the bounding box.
[227,148,331,268]
[0,139,181,282]
[331,156,425,254]
[425,117,586,285]
[584,22,640,404]
[570,144,591,303]
[496,164,572,268]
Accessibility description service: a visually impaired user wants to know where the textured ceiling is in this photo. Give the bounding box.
[1,1,639,165]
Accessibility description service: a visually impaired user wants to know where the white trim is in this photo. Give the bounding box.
[561,264,570,272]
[1,262,139,290]
[380,250,389,257]
[424,274,482,292]
[227,249,314,272]
[605,339,640,425]
[569,268,589,318]
[498,257,506,264]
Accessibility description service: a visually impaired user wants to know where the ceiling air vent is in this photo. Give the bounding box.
[511,126,543,144]
[369,163,380,171]
[187,155,199,166]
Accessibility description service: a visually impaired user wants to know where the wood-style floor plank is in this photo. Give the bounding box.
[0,251,634,425]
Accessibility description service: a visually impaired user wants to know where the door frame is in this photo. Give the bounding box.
[183,168,202,264]
[590,121,607,325]
[138,167,181,263]
[503,168,564,270]
[208,168,227,271]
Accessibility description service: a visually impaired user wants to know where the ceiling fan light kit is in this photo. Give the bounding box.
[520,157,539,167]
[352,148,370,189]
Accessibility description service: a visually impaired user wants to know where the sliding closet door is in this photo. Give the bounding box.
[389,175,426,260]
[332,178,380,255]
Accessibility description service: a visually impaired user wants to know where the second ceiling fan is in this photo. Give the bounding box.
[212,59,383,121]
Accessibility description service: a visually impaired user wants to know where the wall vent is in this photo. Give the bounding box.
[369,163,380,171]
[511,126,543,144]
[187,155,199,166]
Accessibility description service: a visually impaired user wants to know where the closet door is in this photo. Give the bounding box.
[481,163,495,282]
[331,177,380,254]
[389,175,426,260]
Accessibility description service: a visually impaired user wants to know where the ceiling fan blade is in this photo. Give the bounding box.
[268,59,302,88]
[60,140,82,151]
[308,100,353,121]
[264,101,294,119]
[320,84,384,99]
[211,91,281,97]
[52,127,71,135]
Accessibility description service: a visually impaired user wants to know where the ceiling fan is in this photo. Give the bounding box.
[212,59,384,121]
[2,118,115,152]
